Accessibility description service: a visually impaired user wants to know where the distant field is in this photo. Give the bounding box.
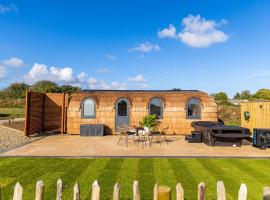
[0,108,25,119]
[0,158,270,199]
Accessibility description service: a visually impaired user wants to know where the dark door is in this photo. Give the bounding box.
[116,99,130,129]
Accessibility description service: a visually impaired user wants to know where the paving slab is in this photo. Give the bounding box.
[1,135,270,158]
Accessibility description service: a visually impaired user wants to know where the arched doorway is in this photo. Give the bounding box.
[115,98,130,129]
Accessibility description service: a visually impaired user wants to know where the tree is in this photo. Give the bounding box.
[31,80,58,93]
[234,90,252,100]
[212,92,229,105]
[2,82,29,99]
[57,85,81,94]
[253,89,270,100]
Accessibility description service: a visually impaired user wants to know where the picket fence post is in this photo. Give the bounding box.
[13,182,23,200]
[263,187,270,200]
[113,183,120,200]
[35,180,44,200]
[133,180,140,200]
[176,183,184,200]
[198,182,206,200]
[153,184,158,200]
[56,179,63,200]
[217,181,226,200]
[238,183,247,200]
[91,180,100,200]
[73,182,80,200]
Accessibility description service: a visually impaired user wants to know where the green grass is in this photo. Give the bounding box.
[0,158,270,200]
[0,108,25,119]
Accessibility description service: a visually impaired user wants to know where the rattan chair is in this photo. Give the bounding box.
[117,124,137,146]
[152,126,169,146]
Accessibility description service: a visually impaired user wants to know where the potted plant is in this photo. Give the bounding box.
[141,114,159,134]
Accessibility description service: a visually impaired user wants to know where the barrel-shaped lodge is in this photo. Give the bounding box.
[66,90,217,135]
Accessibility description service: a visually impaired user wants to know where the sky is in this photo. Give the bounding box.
[0,0,270,97]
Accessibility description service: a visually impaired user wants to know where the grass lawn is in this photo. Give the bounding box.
[0,107,25,119]
[0,158,270,200]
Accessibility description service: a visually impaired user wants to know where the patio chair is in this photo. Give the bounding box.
[152,126,169,146]
[117,124,137,146]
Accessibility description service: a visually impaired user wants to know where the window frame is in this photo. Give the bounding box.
[148,98,164,119]
[186,98,201,119]
[81,98,96,119]
[117,99,128,117]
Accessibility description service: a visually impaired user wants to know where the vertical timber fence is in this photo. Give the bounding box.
[24,91,68,136]
[10,179,270,200]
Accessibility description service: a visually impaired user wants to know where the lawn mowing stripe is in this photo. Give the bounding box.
[38,158,94,200]
[138,159,156,200]
[0,157,19,167]
[217,159,268,200]
[227,159,270,185]
[153,159,177,198]
[80,158,111,200]
[118,158,139,200]
[183,159,221,200]
[1,158,56,200]
[22,158,73,200]
[168,159,198,200]
[0,158,50,177]
[200,159,240,200]
[54,158,93,200]
[196,159,235,200]
[226,159,270,200]
[97,158,124,200]
[198,159,262,200]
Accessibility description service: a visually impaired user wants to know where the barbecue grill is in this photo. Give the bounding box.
[191,121,251,146]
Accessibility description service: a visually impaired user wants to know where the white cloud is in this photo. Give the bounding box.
[87,79,128,90]
[88,77,98,85]
[97,67,110,73]
[0,4,18,14]
[23,63,150,90]
[158,14,229,48]
[77,72,88,83]
[24,63,75,83]
[105,54,117,61]
[158,24,177,39]
[0,66,6,78]
[127,74,147,83]
[2,57,24,67]
[129,42,161,53]
[50,66,75,82]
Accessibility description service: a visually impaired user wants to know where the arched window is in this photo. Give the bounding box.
[149,98,163,118]
[186,98,201,119]
[117,100,128,116]
[81,98,96,118]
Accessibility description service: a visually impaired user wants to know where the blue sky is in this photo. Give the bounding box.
[0,0,270,97]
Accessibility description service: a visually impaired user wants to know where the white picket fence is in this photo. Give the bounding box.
[9,179,270,200]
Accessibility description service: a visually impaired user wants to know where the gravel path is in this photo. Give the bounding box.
[0,126,43,154]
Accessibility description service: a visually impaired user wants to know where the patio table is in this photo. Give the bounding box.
[137,129,152,148]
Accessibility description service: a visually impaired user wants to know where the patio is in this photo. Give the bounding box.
[1,134,270,157]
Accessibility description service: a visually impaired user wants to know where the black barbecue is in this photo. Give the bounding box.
[190,121,251,146]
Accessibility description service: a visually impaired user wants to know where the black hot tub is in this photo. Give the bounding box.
[191,121,251,146]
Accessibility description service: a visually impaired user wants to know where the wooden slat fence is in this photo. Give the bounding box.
[24,91,68,136]
[9,179,270,200]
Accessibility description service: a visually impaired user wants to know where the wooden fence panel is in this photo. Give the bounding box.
[24,91,67,136]
[7,180,270,199]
